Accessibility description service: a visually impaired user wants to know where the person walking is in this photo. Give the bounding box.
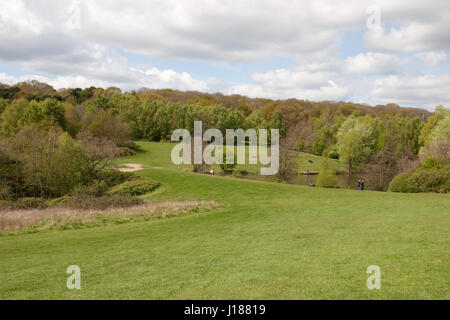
[357,179,362,190]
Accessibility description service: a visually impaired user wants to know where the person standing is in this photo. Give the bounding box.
[361,180,365,191]
[357,179,362,190]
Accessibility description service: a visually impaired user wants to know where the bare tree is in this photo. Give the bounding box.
[77,130,121,173]
[277,125,301,182]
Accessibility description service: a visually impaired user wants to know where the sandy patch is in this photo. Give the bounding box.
[118,164,145,172]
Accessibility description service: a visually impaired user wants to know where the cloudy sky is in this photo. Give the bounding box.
[0,0,449,110]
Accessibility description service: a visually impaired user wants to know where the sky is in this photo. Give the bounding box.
[0,0,449,110]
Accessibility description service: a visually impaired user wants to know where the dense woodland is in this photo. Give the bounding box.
[0,80,449,205]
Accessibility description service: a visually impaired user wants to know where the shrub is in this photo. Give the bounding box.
[220,152,236,174]
[0,183,11,200]
[316,170,337,188]
[17,197,48,209]
[46,197,67,207]
[73,180,108,197]
[100,169,134,186]
[0,197,48,210]
[108,178,160,196]
[63,194,142,210]
[407,167,449,193]
[328,150,340,159]
[118,147,136,156]
[232,171,243,178]
[388,173,413,193]
[0,200,10,209]
[389,166,449,193]
[316,157,337,188]
[193,163,211,174]
[421,157,440,170]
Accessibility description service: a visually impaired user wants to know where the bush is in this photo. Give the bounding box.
[118,147,136,156]
[17,197,48,209]
[73,181,108,197]
[316,157,337,188]
[108,178,160,196]
[328,150,340,159]
[0,183,11,200]
[46,197,68,207]
[0,197,48,210]
[316,170,338,188]
[100,169,134,186]
[63,194,142,210]
[421,157,440,170]
[219,152,236,174]
[388,173,413,193]
[389,166,449,193]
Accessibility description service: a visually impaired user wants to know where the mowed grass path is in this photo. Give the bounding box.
[1,142,449,299]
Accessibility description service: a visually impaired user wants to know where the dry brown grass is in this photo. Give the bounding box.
[0,200,217,232]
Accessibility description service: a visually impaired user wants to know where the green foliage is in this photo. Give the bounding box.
[419,106,448,146]
[100,169,134,186]
[108,178,160,196]
[0,197,48,210]
[45,197,68,207]
[11,127,94,198]
[1,98,67,137]
[0,98,7,115]
[421,157,440,170]
[0,183,11,200]
[243,110,266,130]
[388,173,412,193]
[336,116,381,171]
[389,166,450,193]
[0,85,20,99]
[430,113,450,142]
[0,98,28,137]
[219,151,237,174]
[73,180,109,197]
[328,150,339,159]
[316,158,337,188]
[269,111,286,138]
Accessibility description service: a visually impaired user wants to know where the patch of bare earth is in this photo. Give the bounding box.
[0,201,217,232]
[117,164,145,172]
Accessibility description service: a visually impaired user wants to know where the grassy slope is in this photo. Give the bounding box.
[203,146,345,174]
[1,142,449,299]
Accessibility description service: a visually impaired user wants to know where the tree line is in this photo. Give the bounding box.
[0,80,448,201]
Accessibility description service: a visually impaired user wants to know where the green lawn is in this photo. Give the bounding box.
[1,141,449,299]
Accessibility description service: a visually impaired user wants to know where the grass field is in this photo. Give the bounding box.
[1,141,449,299]
[184,145,345,175]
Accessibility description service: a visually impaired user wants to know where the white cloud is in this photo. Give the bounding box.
[0,44,211,92]
[0,0,449,108]
[415,51,448,67]
[345,52,410,74]
[364,19,450,53]
[371,74,450,109]
[228,68,350,101]
[1,0,449,62]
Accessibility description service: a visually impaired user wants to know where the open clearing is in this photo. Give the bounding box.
[0,141,449,299]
